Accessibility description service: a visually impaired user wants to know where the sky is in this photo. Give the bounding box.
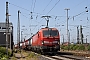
[0,0,90,44]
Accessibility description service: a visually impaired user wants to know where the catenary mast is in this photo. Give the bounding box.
[17,10,20,48]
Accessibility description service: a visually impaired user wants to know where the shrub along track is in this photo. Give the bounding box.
[10,50,40,60]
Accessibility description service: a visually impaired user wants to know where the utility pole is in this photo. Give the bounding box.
[68,30,70,44]
[65,8,70,50]
[41,16,51,28]
[17,10,20,48]
[86,38,87,44]
[62,34,64,45]
[21,31,23,42]
[77,26,79,44]
[6,1,9,56]
[86,35,89,44]
[80,25,83,44]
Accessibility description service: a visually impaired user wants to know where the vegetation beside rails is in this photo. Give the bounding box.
[0,46,11,60]
[11,49,40,60]
[61,44,90,51]
[25,52,39,60]
[60,44,90,57]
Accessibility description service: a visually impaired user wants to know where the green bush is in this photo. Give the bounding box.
[64,46,68,50]
[0,47,11,59]
[72,45,79,50]
[61,44,90,51]
[69,44,76,50]
[77,45,85,50]
[87,45,90,51]
[60,45,65,49]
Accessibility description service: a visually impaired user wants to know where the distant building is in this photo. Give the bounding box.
[62,42,70,46]
[0,22,13,49]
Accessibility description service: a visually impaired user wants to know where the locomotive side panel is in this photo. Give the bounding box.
[37,31,43,46]
[26,38,32,50]
[32,34,39,46]
[25,40,29,46]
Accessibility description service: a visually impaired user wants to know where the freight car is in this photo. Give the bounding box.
[23,27,60,54]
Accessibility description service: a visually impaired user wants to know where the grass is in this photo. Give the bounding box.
[10,49,40,60]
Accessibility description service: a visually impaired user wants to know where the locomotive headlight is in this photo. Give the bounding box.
[42,41,44,44]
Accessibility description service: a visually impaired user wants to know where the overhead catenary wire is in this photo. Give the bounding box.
[69,7,90,21]
[35,0,53,19]
[9,2,30,12]
[69,0,90,21]
[33,0,36,12]
[64,1,90,26]
[9,1,89,18]
[12,2,62,20]
[9,1,90,27]
[47,0,60,15]
[55,0,88,23]
[8,1,66,26]
[9,2,64,32]
[42,0,52,12]
[9,2,64,19]
[31,0,33,12]
[8,1,89,20]
[58,0,87,23]
[30,0,40,35]
[69,10,86,21]
[30,0,36,20]
[31,19,44,33]
[55,0,90,34]
[9,2,40,15]
[71,0,86,10]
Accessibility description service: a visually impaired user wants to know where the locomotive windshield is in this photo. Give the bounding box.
[43,30,58,37]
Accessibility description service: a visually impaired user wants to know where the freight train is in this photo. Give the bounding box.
[15,27,60,54]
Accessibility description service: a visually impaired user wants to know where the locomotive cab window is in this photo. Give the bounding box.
[43,30,58,37]
[51,30,58,36]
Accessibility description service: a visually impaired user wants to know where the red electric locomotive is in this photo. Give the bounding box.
[30,27,60,54]
[24,40,29,50]
[20,42,26,49]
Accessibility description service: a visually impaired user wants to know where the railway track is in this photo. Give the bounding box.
[13,53,87,60]
[12,49,90,60]
[40,51,90,60]
[42,55,83,60]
